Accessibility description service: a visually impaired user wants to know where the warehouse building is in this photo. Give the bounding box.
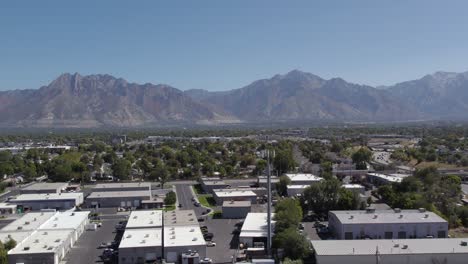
[200,178,229,194]
[285,173,323,185]
[85,190,151,208]
[222,200,251,219]
[8,193,83,211]
[286,185,310,197]
[239,213,275,247]
[126,210,162,229]
[0,203,17,215]
[257,176,279,189]
[164,210,198,227]
[20,182,69,194]
[342,184,365,195]
[213,189,257,205]
[312,238,468,264]
[0,211,90,264]
[8,229,75,264]
[366,172,404,185]
[91,182,151,192]
[328,208,448,240]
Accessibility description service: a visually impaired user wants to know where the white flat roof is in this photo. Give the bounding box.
[240,213,275,238]
[330,210,447,224]
[10,192,83,202]
[214,189,257,198]
[343,184,365,188]
[367,173,403,183]
[1,212,56,231]
[87,190,150,198]
[126,210,162,229]
[94,182,151,189]
[39,211,89,231]
[164,210,198,227]
[285,173,322,183]
[119,228,162,248]
[8,229,73,255]
[222,200,252,207]
[164,226,206,247]
[0,230,32,244]
[0,203,17,209]
[312,238,468,256]
[22,182,68,191]
[287,185,310,190]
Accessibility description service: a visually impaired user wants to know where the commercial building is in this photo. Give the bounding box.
[285,173,322,185]
[342,184,365,195]
[0,211,90,264]
[119,210,204,264]
[8,193,84,211]
[0,203,17,215]
[239,213,275,247]
[91,182,151,192]
[312,238,468,264]
[20,182,69,194]
[222,200,251,219]
[286,185,310,197]
[213,189,257,205]
[256,176,280,190]
[328,208,448,240]
[366,172,408,185]
[85,190,151,208]
[200,178,229,194]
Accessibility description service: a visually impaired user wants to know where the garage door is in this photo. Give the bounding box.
[166,252,177,262]
[120,201,126,207]
[145,253,157,261]
[126,201,132,207]
[134,200,140,207]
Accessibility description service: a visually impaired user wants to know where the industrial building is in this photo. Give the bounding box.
[85,190,151,208]
[0,203,17,215]
[200,178,228,194]
[328,208,448,240]
[286,185,310,197]
[257,176,279,189]
[342,184,365,194]
[312,238,468,264]
[222,200,251,219]
[20,182,69,194]
[285,173,323,185]
[213,189,257,205]
[366,172,407,185]
[0,211,90,264]
[91,182,151,192]
[8,193,84,211]
[239,213,275,247]
[119,210,205,264]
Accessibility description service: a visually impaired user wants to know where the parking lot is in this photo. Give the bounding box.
[203,218,239,263]
[63,210,128,264]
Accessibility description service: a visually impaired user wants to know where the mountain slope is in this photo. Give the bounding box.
[0,73,233,127]
[388,71,468,119]
[199,70,421,122]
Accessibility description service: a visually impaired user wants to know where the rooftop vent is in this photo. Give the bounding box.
[394,208,401,213]
[126,234,132,238]
[48,247,53,250]
[366,208,375,214]
[461,241,468,246]
[419,208,426,213]
[171,236,176,239]
[23,247,30,251]
[399,215,403,219]
[349,216,354,220]
[192,237,198,241]
[34,239,39,243]
[25,221,30,225]
[55,239,60,243]
[17,227,22,230]
[145,234,149,238]
[43,232,48,235]
[140,240,146,244]
[33,218,37,221]
[373,214,378,219]
[43,245,47,248]
[424,214,429,218]
[402,245,408,249]
[394,244,399,248]
[190,229,195,232]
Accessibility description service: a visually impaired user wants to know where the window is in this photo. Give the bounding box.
[384,231,393,239]
[344,232,353,240]
[398,231,406,239]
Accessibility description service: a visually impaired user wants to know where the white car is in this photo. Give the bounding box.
[200,258,213,264]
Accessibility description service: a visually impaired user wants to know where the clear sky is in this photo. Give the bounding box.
[1,0,468,91]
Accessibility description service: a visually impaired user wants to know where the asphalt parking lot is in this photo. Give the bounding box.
[63,211,127,264]
[203,218,240,263]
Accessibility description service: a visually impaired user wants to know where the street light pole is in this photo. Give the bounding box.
[266,149,272,256]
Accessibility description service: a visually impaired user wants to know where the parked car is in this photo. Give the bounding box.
[178,203,183,208]
[194,202,201,207]
[99,242,112,249]
[200,258,213,264]
[206,241,216,247]
[299,223,305,230]
[198,217,205,222]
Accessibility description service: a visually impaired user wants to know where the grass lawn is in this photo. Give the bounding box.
[159,204,175,212]
[197,194,216,208]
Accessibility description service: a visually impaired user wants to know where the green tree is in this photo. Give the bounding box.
[274,198,303,233]
[0,240,7,264]
[352,147,372,170]
[283,258,303,264]
[164,191,177,205]
[273,228,310,260]
[273,150,296,174]
[276,175,291,197]
[111,158,132,180]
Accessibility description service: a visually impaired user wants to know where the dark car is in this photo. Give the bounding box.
[178,203,183,208]
[198,217,205,222]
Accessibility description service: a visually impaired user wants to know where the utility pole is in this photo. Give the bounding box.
[161,210,165,261]
[266,148,272,256]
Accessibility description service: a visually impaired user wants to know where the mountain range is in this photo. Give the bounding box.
[1,70,468,127]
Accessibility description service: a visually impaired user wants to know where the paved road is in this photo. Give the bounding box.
[175,184,206,216]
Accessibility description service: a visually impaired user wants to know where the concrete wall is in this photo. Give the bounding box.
[222,206,251,219]
[8,252,58,264]
[316,253,468,264]
[118,246,161,264]
[86,195,149,208]
[329,214,448,239]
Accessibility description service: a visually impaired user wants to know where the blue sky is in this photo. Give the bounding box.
[1,0,468,91]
